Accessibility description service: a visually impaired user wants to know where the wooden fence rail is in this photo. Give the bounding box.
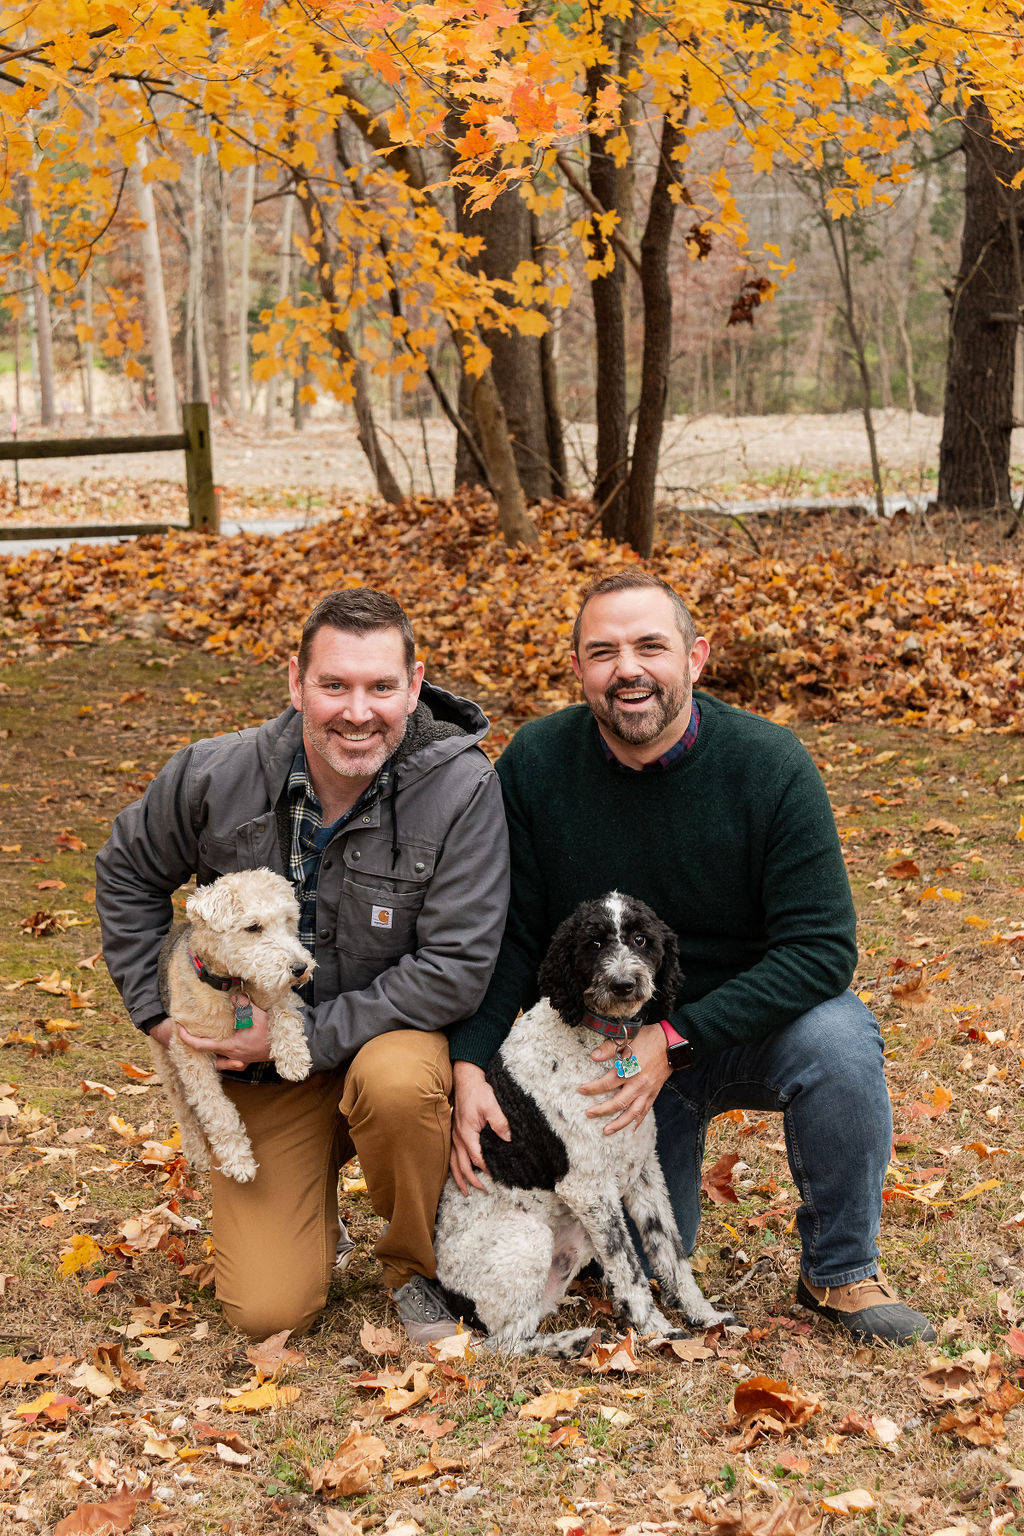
[0,402,217,541]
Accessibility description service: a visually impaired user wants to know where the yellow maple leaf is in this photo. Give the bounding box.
[221,1382,301,1412]
[59,1234,104,1276]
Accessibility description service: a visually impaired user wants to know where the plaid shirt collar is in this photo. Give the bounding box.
[286,748,392,990]
[598,700,701,771]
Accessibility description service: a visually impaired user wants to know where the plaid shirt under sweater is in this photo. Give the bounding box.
[286,748,391,1003]
[597,700,701,770]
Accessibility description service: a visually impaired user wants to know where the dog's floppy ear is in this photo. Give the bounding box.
[186,879,240,929]
[650,921,683,1018]
[537,916,586,1026]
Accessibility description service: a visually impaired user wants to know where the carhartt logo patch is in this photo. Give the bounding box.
[371,907,394,930]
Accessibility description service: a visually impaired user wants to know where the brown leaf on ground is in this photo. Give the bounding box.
[313,1510,365,1536]
[702,1152,741,1204]
[307,1425,388,1498]
[933,1406,1007,1445]
[885,858,920,878]
[392,1443,464,1483]
[244,1328,306,1379]
[581,1331,640,1373]
[359,1320,402,1356]
[397,1411,456,1437]
[53,1479,153,1535]
[892,968,932,1006]
[0,1354,72,1386]
[728,1375,822,1448]
[687,1494,820,1534]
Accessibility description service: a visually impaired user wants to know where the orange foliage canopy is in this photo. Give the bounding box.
[4,0,1024,395]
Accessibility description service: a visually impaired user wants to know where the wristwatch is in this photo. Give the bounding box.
[659,1018,693,1071]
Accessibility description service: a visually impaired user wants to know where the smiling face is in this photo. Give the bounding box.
[288,625,424,808]
[570,589,710,768]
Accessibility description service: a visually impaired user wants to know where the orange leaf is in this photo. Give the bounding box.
[53,1481,153,1535]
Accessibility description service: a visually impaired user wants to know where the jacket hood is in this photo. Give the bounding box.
[256,678,490,803]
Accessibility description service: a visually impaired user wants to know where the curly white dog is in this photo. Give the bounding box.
[433,892,736,1356]
[153,868,314,1182]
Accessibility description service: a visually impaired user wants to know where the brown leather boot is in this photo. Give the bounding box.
[797,1270,936,1345]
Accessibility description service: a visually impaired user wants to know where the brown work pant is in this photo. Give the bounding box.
[211,1029,452,1338]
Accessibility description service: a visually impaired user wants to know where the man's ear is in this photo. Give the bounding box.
[407,660,425,714]
[690,637,710,684]
[288,656,303,712]
[570,651,582,683]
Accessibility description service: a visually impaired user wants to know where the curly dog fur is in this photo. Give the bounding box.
[434,892,735,1356]
[153,869,314,1182]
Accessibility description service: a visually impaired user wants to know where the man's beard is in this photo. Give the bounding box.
[303,712,407,781]
[589,673,689,747]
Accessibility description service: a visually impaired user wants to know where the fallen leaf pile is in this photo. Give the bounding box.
[1,494,1021,730]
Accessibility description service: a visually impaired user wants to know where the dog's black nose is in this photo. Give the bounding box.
[610,979,637,997]
[291,962,308,978]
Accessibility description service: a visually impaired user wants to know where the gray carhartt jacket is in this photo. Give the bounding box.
[94,682,509,1072]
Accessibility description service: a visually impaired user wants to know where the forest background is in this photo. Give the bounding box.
[2,4,1024,1536]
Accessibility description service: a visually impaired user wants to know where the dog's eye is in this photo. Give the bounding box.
[244,923,263,934]
[631,934,647,948]
[589,939,602,950]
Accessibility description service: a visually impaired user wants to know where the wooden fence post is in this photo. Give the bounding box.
[182,401,218,532]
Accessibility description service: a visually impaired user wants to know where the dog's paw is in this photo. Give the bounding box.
[274,1049,312,1082]
[218,1154,259,1182]
[686,1303,739,1329]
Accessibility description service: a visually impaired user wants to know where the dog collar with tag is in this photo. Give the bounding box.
[189,950,241,993]
[582,1010,644,1080]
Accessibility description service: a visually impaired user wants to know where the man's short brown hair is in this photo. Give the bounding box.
[297,590,416,677]
[572,570,697,654]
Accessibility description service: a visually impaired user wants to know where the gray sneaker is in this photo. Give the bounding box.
[334,1221,354,1273]
[392,1273,462,1346]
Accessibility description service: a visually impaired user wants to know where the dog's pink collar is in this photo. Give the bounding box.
[189,950,242,993]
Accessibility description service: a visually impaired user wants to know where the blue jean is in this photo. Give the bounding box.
[652,991,890,1287]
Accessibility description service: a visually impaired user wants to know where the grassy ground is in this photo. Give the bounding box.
[0,636,1023,1536]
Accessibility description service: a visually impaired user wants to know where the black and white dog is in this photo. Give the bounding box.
[434,892,734,1356]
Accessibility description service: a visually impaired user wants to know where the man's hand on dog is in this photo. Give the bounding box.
[580,1023,671,1134]
[450,1061,510,1196]
[149,1004,273,1072]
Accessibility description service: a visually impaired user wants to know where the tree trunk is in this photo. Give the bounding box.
[587,38,629,542]
[207,149,234,413]
[238,161,255,417]
[825,213,885,515]
[265,192,294,429]
[131,149,178,430]
[626,116,682,556]
[938,99,1024,513]
[80,267,96,423]
[534,211,569,497]
[452,187,552,498]
[23,186,55,427]
[189,150,211,404]
[463,359,540,545]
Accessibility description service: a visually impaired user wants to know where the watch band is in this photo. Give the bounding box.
[659,1018,693,1071]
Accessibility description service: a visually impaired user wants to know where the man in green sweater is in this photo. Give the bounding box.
[447,569,934,1346]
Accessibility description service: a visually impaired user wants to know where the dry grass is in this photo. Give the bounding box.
[0,582,1022,1535]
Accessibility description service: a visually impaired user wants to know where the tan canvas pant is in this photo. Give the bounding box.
[210,1029,452,1338]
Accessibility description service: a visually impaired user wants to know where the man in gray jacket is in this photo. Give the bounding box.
[96,589,509,1344]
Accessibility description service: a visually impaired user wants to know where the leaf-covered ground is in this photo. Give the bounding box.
[0,497,1022,1536]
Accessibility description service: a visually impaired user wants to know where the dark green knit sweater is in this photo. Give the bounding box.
[449,691,857,1069]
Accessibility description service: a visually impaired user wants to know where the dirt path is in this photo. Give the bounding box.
[0,408,962,513]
